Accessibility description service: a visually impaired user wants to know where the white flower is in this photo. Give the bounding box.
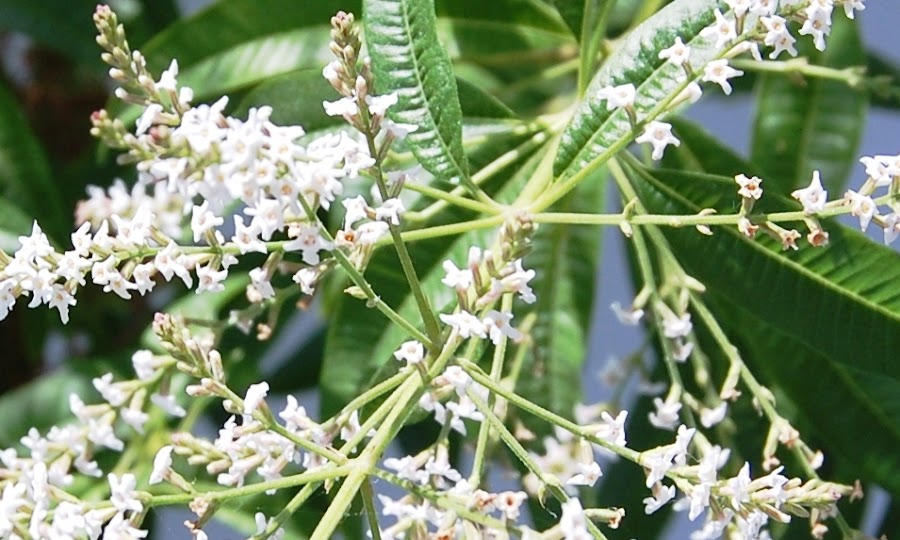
[799,6,832,52]
[643,483,676,514]
[721,462,752,510]
[567,460,602,487]
[136,103,162,136]
[483,310,523,345]
[356,221,390,245]
[791,171,828,214]
[195,263,227,294]
[375,198,405,225]
[103,512,148,539]
[284,224,333,265]
[441,260,473,290]
[724,0,753,17]
[190,201,224,243]
[323,96,359,118]
[366,93,398,116]
[700,10,736,50]
[884,213,900,245]
[93,373,128,407]
[659,37,691,66]
[232,216,266,254]
[662,312,692,338]
[156,59,179,92]
[149,446,174,485]
[610,301,644,325]
[649,398,681,430]
[559,498,591,540]
[635,121,680,160]
[244,382,270,415]
[598,83,636,110]
[341,195,371,228]
[843,0,865,19]
[494,491,528,521]
[595,410,628,447]
[393,340,425,365]
[254,512,284,540]
[702,60,743,95]
[440,311,487,339]
[292,267,317,295]
[500,259,537,303]
[700,402,728,428]
[761,16,798,59]
[108,473,143,514]
[845,190,878,231]
[151,393,186,417]
[735,174,763,200]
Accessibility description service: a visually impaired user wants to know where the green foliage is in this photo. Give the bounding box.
[554,0,721,180]
[751,16,868,194]
[365,0,470,186]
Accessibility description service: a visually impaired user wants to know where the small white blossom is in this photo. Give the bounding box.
[662,312,692,338]
[791,171,828,214]
[659,37,691,66]
[649,398,681,430]
[108,473,143,514]
[644,483,676,514]
[149,446,174,485]
[483,310,523,345]
[598,83,636,111]
[610,301,644,325]
[700,403,728,428]
[393,340,425,365]
[635,121,680,160]
[243,382,270,415]
[440,311,487,339]
[845,190,878,231]
[700,10,736,50]
[702,60,743,95]
[735,174,763,200]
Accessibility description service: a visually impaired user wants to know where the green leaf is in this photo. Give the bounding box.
[0,82,66,242]
[750,16,868,194]
[659,115,900,498]
[548,0,588,39]
[661,117,766,179]
[0,0,103,66]
[138,0,360,73]
[436,0,569,36]
[516,169,605,428]
[365,0,470,185]
[235,69,343,132]
[707,293,900,496]
[629,166,900,382]
[553,0,721,180]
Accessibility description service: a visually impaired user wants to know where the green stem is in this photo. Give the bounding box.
[360,479,383,540]
[609,158,695,428]
[147,464,352,507]
[458,358,641,463]
[469,294,514,487]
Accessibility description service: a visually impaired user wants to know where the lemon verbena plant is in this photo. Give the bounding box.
[0,0,895,539]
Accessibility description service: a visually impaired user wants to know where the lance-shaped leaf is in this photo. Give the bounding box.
[629,166,900,381]
[0,82,65,242]
[553,0,721,181]
[751,16,867,194]
[658,117,900,499]
[706,293,900,497]
[365,0,470,185]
